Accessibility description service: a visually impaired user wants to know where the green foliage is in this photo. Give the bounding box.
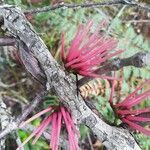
[134,134,150,150]
[79,124,90,139]
[96,95,115,123]
[18,130,49,150]
[43,95,59,108]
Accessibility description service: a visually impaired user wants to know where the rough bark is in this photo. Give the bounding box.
[78,52,150,87]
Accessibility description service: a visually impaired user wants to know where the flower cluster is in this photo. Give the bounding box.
[61,20,123,80]
[109,79,150,136]
[18,106,79,150]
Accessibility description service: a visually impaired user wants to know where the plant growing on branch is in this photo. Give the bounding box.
[61,20,122,80]
[109,78,150,136]
[18,104,79,150]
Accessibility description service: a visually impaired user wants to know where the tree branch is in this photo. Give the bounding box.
[24,0,150,14]
[0,5,141,150]
[0,37,15,46]
[0,96,11,149]
[0,89,48,139]
[16,89,48,124]
[78,52,150,87]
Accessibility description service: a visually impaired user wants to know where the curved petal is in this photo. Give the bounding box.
[116,108,150,115]
[19,107,52,128]
[122,118,150,136]
[126,116,150,122]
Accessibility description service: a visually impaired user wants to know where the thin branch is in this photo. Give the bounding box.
[24,0,125,14]
[78,52,150,87]
[0,37,15,46]
[0,0,4,5]
[0,79,17,88]
[130,0,150,11]
[24,0,150,14]
[17,89,48,124]
[0,89,48,138]
[122,19,150,23]
[0,97,11,149]
[15,131,24,149]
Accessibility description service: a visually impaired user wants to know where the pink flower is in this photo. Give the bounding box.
[17,106,79,150]
[61,20,123,80]
[109,78,150,136]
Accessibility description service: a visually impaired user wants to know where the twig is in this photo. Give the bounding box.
[9,90,29,104]
[17,89,48,124]
[130,0,150,11]
[0,79,17,88]
[15,131,24,150]
[0,97,11,149]
[78,52,150,87]
[122,19,150,23]
[24,0,150,14]
[24,1,125,14]
[0,37,15,46]
[87,132,94,150]
[0,89,48,138]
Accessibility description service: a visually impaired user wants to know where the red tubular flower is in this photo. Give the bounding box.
[109,79,150,136]
[17,106,79,150]
[61,20,123,80]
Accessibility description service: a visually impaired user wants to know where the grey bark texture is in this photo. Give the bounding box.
[78,52,150,87]
[0,5,142,150]
[0,97,11,150]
